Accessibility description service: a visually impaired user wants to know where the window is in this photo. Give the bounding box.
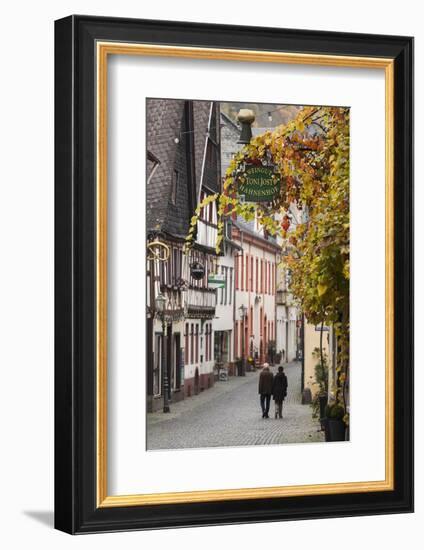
[271,261,273,294]
[229,267,233,305]
[245,254,249,291]
[250,306,253,336]
[241,255,244,291]
[209,199,214,224]
[205,324,209,362]
[260,259,264,293]
[189,252,194,286]
[172,247,182,284]
[255,258,258,293]
[171,170,179,205]
[235,256,239,290]
[174,334,181,390]
[190,324,194,364]
[195,324,199,363]
[221,266,228,305]
[267,261,270,294]
[153,334,162,396]
[271,262,274,294]
[250,256,254,291]
[264,261,267,294]
[234,321,239,357]
[205,324,212,362]
[200,191,211,223]
[185,323,189,367]
[260,307,263,336]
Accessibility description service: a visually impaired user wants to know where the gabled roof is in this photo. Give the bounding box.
[220,111,240,133]
[146,98,187,234]
[146,99,221,238]
[233,218,280,250]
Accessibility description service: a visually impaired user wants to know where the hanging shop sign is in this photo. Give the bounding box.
[207,273,226,289]
[238,165,280,202]
[190,261,205,280]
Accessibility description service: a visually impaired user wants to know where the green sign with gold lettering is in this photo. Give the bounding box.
[238,165,279,202]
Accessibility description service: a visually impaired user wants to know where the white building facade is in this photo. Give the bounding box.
[275,266,299,363]
[213,236,239,375]
[232,220,279,366]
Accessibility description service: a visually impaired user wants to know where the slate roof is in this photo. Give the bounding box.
[194,101,221,195]
[146,98,186,235]
[220,111,240,133]
[146,99,220,239]
[233,218,279,249]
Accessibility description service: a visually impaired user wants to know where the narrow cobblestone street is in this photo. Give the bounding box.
[147,362,324,450]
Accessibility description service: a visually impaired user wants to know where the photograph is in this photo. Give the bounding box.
[51,12,413,535]
[146,98,350,450]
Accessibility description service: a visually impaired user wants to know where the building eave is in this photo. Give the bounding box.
[232,221,281,252]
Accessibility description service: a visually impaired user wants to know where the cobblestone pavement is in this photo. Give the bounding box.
[147,362,324,450]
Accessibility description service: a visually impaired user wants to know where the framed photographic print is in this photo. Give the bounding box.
[54,15,413,534]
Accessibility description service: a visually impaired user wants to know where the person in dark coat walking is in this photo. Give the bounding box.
[258,364,274,418]
[272,366,288,418]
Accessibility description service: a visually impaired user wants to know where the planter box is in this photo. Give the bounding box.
[326,418,346,442]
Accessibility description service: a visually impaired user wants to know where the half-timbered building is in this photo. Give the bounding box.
[146,99,221,411]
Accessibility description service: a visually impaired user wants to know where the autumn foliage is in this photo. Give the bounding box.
[185,105,350,411]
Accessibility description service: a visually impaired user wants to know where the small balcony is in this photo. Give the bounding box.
[196,219,218,250]
[149,285,185,322]
[186,286,216,319]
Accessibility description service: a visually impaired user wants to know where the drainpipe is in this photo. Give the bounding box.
[197,102,214,204]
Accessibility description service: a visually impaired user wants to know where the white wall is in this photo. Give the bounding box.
[214,248,235,333]
[234,240,277,360]
[276,307,287,356]
[0,1,421,549]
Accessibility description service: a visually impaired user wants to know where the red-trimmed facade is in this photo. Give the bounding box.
[232,223,279,365]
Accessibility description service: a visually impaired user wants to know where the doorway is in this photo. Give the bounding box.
[172,333,181,390]
[194,367,199,395]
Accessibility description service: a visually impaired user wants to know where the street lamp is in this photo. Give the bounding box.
[239,304,248,376]
[155,292,170,413]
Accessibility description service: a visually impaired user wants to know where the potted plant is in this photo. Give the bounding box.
[324,402,346,442]
[310,348,328,428]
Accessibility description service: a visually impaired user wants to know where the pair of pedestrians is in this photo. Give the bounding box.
[258,364,288,419]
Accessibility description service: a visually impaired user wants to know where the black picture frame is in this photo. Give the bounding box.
[55,15,414,534]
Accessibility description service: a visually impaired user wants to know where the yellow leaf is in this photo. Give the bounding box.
[317,283,327,296]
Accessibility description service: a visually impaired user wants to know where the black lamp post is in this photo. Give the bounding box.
[239,304,247,376]
[155,292,170,413]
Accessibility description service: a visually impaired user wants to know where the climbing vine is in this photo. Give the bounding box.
[184,105,350,417]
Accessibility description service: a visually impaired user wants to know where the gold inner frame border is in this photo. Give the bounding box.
[96,41,395,508]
